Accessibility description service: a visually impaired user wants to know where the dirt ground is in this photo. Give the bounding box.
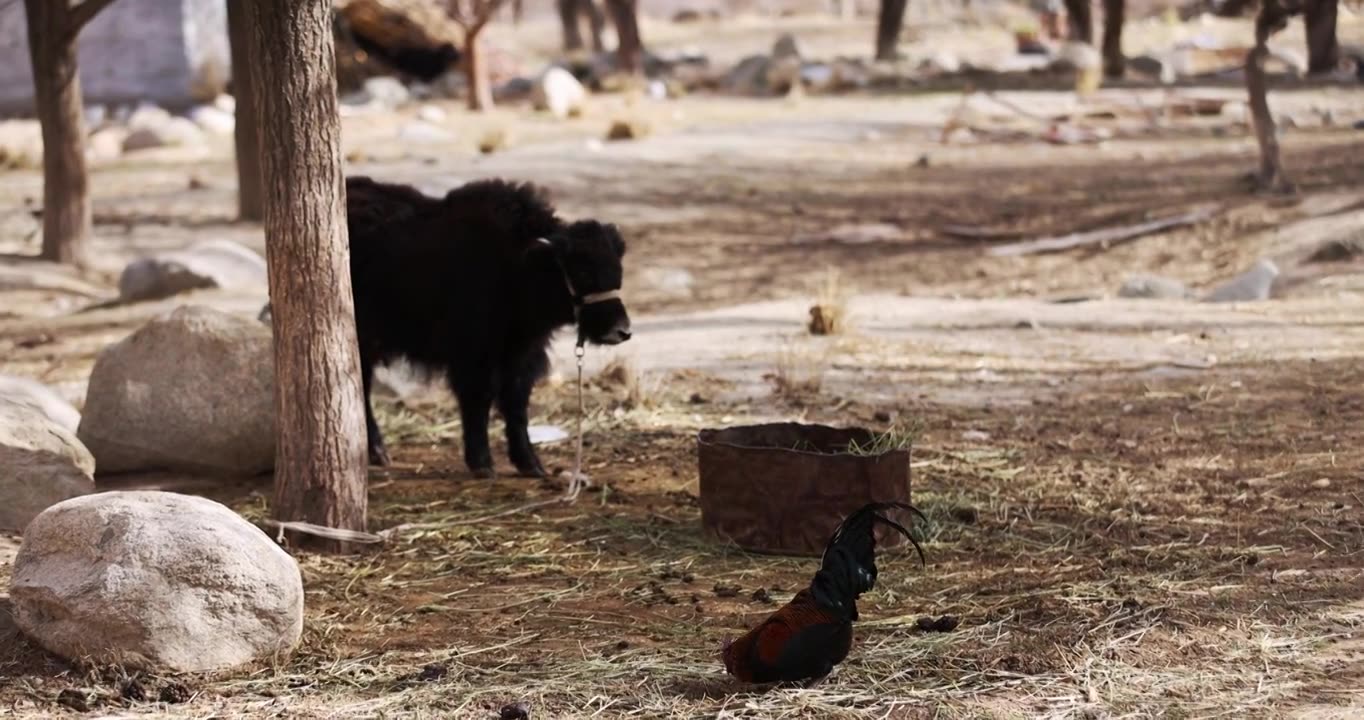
[3,11,1364,720]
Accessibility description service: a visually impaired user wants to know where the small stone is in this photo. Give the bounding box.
[713,582,740,598]
[1311,478,1331,489]
[361,76,411,108]
[479,128,510,155]
[417,664,448,682]
[122,118,206,152]
[500,701,531,720]
[417,104,447,123]
[751,588,774,604]
[961,430,991,442]
[118,239,267,303]
[1203,259,1280,303]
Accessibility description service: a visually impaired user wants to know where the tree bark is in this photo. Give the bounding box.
[875,0,909,61]
[604,0,643,74]
[464,30,494,110]
[1101,0,1125,78]
[1246,0,1296,194]
[558,0,585,51]
[1063,0,1093,44]
[586,0,606,52]
[245,0,369,553]
[227,0,263,222]
[25,0,93,267]
[1303,0,1338,75]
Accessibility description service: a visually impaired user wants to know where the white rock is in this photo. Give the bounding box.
[213,93,237,113]
[118,239,268,302]
[126,102,172,131]
[0,375,80,433]
[532,67,588,119]
[86,126,126,163]
[189,104,236,135]
[78,306,275,475]
[801,64,835,92]
[397,120,454,144]
[1203,259,1280,303]
[84,104,108,129]
[122,117,206,152]
[0,401,95,532]
[9,491,303,673]
[417,104,446,123]
[362,75,411,108]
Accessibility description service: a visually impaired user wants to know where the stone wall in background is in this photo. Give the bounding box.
[0,0,229,117]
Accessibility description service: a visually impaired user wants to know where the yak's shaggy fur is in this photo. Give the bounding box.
[347,176,631,477]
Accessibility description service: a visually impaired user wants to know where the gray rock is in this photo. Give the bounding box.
[801,64,835,92]
[1118,274,1192,299]
[772,33,803,62]
[0,375,80,433]
[531,67,588,119]
[121,117,206,152]
[118,239,267,303]
[1203,259,1280,303]
[78,306,275,475]
[724,55,772,95]
[0,401,95,532]
[126,102,172,131]
[10,491,303,673]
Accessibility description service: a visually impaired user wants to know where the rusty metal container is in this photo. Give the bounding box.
[696,423,912,557]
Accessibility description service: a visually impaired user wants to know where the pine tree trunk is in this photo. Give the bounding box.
[1101,0,1125,78]
[246,0,369,553]
[227,0,263,222]
[604,0,643,74]
[558,0,585,51]
[1304,0,1339,75]
[875,0,909,61]
[1063,0,1093,44]
[464,30,494,111]
[25,0,92,267]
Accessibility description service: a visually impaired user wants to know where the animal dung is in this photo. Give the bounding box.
[696,423,913,556]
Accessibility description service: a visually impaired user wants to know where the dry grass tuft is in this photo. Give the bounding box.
[770,342,827,399]
[808,266,851,336]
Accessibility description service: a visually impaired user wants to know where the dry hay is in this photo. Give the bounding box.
[2,362,1361,718]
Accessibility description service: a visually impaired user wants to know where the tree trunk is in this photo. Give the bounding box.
[1063,0,1093,44]
[245,0,369,553]
[875,0,909,61]
[604,0,643,74]
[559,0,584,51]
[24,0,92,267]
[463,29,494,111]
[227,0,263,222]
[1303,0,1338,75]
[1101,0,1125,78]
[586,0,606,52]
[1246,1,1295,194]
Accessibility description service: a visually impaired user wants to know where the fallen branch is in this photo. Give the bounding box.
[988,205,1221,257]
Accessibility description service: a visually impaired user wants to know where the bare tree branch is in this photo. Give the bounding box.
[68,0,119,34]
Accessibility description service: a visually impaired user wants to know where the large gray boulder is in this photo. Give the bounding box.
[0,401,95,532]
[118,239,267,303]
[9,491,303,673]
[78,305,274,475]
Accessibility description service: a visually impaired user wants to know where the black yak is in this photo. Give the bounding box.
[342,176,631,477]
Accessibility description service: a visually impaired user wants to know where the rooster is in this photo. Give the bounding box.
[720,501,927,685]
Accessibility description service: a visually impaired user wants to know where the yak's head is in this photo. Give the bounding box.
[537,220,631,346]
